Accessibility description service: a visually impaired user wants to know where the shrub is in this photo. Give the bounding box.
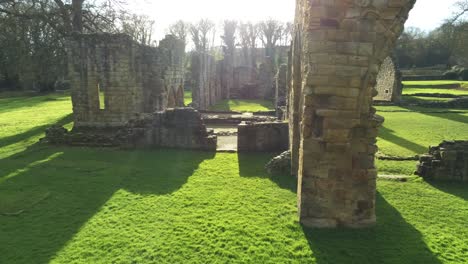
[443,70,459,80]
[458,69,468,81]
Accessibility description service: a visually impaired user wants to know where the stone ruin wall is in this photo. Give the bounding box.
[237,122,289,152]
[229,61,276,100]
[68,33,185,128]
[159,37,186,108]
[276,64,288,118]
[231,66,258,99]
[417,141,468,182]
[191,52,223,110]
[257,59,276,100]
[62,34,217,151]
[191,53,278,110]
[374,55,403,102]
[45,108,217,151]
[291,0,416,228]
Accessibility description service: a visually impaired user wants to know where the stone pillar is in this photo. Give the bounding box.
[294,0,416,228]
[258,59,275,99]
[289,27,303,177]
[276,64,288,109]
[191,52,221,110]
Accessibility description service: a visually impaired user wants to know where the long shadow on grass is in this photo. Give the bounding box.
[0,146,213,264]
[238,153,296,192]
[378,126,427,154]
[0,94,70,114]
[426,181,468,201]
[400,106,468,125]
[0,114,73,150]
[303,193,442,264]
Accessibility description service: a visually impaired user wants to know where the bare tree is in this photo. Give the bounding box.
[451,0,468,23]
[0,0,125,34]
[0,0,127,91]
[281,22,293,46]
[190,19,215,52]
[119,13,155,45]
[258,19,283,58]
[221,20,237,56]
[168,20,189,45]
[239,22,259,66]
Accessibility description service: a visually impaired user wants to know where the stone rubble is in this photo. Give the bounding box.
[265,151,292,175]
[416,141,468,182]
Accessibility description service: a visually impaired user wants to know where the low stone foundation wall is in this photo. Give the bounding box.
[152,108,217,150]
[43,108,217,151]
[416,141,468,182]
[237,122,288,152]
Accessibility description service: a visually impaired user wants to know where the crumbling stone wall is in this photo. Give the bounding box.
[276,64,288,115]
[126,108,217,150]
[416,141,468,182]
[291,0,416,228]
[68,33,185,128]
[374,56,403,102]
[258,59,276,100]
[232,66,258,99]
[191,48,278,103]
[238,122,289,152]
[44,108,217,151]
[191,52,223,110]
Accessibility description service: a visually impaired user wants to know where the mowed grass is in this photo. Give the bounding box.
[378,80,468,175]
[184,90,192,106]
[402,96,453,102]
[403,80,468,87]
[210,99,274,112]
[403,88,468,96]
[0,92,73,159]
[182,91,272,112]
[376,105,468,175]
[0,92,467,263]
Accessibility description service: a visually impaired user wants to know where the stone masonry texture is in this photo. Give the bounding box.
[237,122,289,152]
[291,0,416,228]
[68,33,185,128]
[374,56,403,102]
[416,141,468,182]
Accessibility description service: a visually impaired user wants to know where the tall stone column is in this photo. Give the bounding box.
[294,0,416,228]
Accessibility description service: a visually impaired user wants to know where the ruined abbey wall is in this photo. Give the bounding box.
[374,56,403,102]
[191,52,277,109]
[191,52,223,110]
[291,0,416,228]
[68,34,185,128]
[276,64,288,110]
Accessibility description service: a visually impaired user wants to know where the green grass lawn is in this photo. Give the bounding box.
[403,88,468,96]
[0,92,467,263]
[184,90,192,106]
[183,91,273,112]
[0,92,73,159]
[403,80,468,86]
[210,99,274,112]
[376,105,468,175]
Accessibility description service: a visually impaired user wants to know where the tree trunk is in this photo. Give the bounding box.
[72,0,84,33]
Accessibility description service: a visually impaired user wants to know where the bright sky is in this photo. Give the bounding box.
[130,0,461,41]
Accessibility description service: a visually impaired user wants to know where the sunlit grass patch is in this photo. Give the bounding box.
[210,99,274,112]
[403,80,468,86]
[184,90,192,106]
[403,88,468,96]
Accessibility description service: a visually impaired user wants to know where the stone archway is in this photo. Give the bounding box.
[292,0,417,228]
